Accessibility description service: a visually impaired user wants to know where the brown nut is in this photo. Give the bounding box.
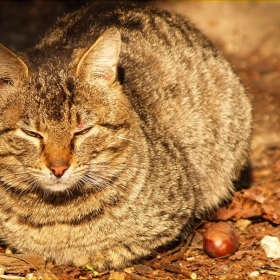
[203,221,239,258]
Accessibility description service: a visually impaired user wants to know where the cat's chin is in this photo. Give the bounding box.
[44,182,72,192]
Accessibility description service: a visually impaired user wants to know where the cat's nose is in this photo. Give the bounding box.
[50,165,69,178]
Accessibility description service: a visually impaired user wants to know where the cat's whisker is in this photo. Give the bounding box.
[3,172,33,180]
[82,173,114,191]
[23,177,39,189]
[64,187,71,198]
[83,168,121,175]
[15,177,37,192]
[1,164,24,169]
[86,172,128,191]
[1,164,131,194]
[80,176,108,191]
[28,180,41,194]
[0,170,45,196]
[83,162,126,172]
[74,179,84,193]
[18,181,35,197]
[86,172,116,183]
[117,136,140,144]
[3,174,31,190]
[85,167,131,182]
[0,172,34,179]
[51,172,95,193]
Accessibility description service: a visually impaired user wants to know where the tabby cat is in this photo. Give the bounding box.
[0,2,252,271]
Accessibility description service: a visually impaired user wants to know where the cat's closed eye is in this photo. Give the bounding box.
[0,78,14,86]
[21,129,43,139]
[74,127,93,137]
[100,123,127,130]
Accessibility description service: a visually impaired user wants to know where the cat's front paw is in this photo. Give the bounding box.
[72,248,135,272]
[72,252,113,272]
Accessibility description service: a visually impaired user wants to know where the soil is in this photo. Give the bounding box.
[1,1,280,279]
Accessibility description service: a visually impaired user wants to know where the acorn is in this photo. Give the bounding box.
[203,221,239,258]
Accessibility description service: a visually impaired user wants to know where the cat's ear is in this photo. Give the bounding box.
[75,28,121,83]
[0,43,29,86]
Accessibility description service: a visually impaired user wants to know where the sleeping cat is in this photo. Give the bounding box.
[0,2,251,271]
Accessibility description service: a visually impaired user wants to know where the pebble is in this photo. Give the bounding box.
[190,272,197,279]
[249,271,260,278]
[261,235,280,259]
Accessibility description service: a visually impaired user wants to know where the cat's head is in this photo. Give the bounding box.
[0,28,143,196]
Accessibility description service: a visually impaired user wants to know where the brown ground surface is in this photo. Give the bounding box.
[1,1,280,279]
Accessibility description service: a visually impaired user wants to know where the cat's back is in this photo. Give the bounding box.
[37,2,207,50]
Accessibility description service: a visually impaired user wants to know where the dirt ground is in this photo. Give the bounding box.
[1,1,280,279]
